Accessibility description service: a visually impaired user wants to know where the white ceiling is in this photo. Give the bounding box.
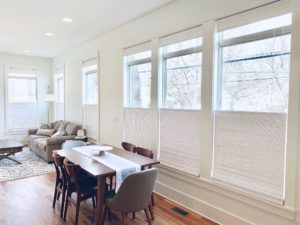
[0,0,173,58]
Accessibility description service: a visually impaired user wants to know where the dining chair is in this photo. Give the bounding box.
[134,147,155,219]
[63,158,97,225]
[101,168,158,225]
[62,140,86,149]
[52,152,67,218]
[121,142,136,152]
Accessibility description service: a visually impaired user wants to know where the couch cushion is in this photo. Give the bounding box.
[34,138,48,152]
[29,135,46,142]
[65,123,81,135]
[36,129,56,137]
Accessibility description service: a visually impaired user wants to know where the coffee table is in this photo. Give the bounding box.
[0,139,23,164]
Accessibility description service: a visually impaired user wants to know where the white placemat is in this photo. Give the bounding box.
[73,145,140,192]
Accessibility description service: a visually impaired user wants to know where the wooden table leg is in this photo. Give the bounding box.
[96,176,106,225]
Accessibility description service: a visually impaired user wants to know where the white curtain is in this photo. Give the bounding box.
[212,111,286,204]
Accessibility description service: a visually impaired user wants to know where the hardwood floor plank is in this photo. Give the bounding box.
[0,173,218,225]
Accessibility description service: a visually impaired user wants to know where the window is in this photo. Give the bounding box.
[161,38,202,109]
[212,13,292,204]
[158,27,203,176]
[123,42,153,149]
[82,59,98,142]
[54,66,64,120]
[5,64,38,131]
[217,13,292,113]
[124,46,152,108]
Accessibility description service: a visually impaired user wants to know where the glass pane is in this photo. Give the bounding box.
[223,13,292,40]
[127,50,151,63]
[128,62,151,107]
[220,34,291,112]
[85,73,98,104]
[57,78,64,103]
[165,53,202,109]
[165,38,202,54]
[8,78,37,103]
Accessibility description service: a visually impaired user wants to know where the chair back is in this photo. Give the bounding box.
[52,152,67,183]
[121,142,135,152]
[62,140,86,149]
[109,168,157,212]
[135,147,154,159]
[63,158,82,192]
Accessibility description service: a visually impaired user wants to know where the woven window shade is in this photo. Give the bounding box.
[123,108,152,149]
[212,111,286,204]
[83,104,98,142]
[54,102,64,120]
[159,109,201,176]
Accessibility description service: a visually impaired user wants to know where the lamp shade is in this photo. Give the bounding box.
[44,94,56,102]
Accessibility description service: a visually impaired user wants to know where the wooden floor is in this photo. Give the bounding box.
[0,173,218,225]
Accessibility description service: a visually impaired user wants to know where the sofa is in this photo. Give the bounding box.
[28,120,81,162]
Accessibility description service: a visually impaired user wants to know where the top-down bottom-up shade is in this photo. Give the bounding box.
[159,109,201,176]
[123,108,153,149]
[83,104,98,142]
[212,111,287,204]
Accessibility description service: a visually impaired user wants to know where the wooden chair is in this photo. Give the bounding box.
[63,158,97,225]
[101,168,157,225]
[121,142,136,152]
[52,152,67,218]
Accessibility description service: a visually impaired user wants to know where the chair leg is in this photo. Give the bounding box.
[52,186,58,208]
[110,175,113,190]
[108,208,112,221]
[132,212,135,219]
[151,193,155,206]
[122,213,126,225]
[60,187,66,218]
[101,205,108,225]
[75,196,81,225]
[63,194,70,221]
[92,196,96,208]
[144,208,152,225]
[149,203,155,220]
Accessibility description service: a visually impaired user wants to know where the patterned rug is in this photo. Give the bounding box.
[0,147,55,182]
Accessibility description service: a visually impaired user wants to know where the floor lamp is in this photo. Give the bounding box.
[44,88,56,124]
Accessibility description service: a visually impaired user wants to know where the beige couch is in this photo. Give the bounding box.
[28,120,81,163]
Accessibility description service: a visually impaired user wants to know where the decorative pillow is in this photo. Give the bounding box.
[57,121,69,132]
[40,123,51,129]
[60,130,67,136]
[65,123,80,135]
[51,131,61,138]
[36,129,56,137]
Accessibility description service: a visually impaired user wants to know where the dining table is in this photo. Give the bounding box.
[56,146,160,225]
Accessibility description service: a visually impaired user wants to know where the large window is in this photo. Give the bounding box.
[124,48,152,108]
[217,14,291,113]
[158,27,203,176]
[54,65,64,120]
[82,59,98,143]
[161,38,202,109]
[212,13,292,204]
[5,64,38,131]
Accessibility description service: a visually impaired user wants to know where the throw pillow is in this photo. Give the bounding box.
[40,123,51,129]
[51,131,61,138]
[36,129,56,137]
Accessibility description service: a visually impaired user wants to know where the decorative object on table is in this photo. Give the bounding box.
[43,86,56,123]
[28,120,82,162]
[0,147,55,182]
[0,139,23,164]
[62,140,86,149]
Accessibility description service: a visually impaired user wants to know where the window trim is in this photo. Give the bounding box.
[4,63,39,132]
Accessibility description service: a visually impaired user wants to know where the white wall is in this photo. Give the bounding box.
[53,0,300,224]
[0,53,52,144]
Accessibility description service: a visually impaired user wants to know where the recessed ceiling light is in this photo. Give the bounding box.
[24,50,30,53]
[62,18,73,23]
[44,32,54,37]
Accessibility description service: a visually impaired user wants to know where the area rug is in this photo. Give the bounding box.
[0,147,55,182]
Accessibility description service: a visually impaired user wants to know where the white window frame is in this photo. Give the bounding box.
[4,63,39,133]
[123,42,152,108]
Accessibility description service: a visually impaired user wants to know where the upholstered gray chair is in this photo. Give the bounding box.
[101,168,157,225]
[62,140,86,149]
